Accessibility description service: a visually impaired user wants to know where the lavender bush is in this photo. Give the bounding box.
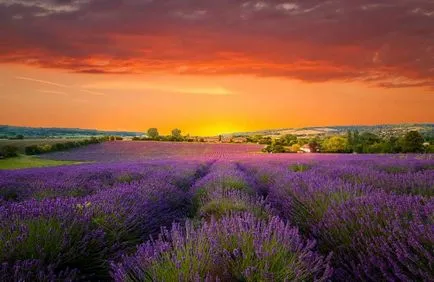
[112,214,332,281]
[315,194,433,281]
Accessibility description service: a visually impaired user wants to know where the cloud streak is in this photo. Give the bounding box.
[15,76,69,88]
[1,0,433,89]
[83,81,233,95]
[37,89,68,96]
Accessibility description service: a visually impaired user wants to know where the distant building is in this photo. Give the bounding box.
[299,144,311,153]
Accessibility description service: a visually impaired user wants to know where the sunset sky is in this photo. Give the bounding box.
[1,0,433,136]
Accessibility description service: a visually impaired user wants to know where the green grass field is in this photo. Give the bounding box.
[0,155,81,170]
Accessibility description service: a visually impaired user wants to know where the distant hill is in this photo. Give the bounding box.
[0,125,141,138]
[230,124,434,138]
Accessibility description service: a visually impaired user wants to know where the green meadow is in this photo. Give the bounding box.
[0,155,81,170]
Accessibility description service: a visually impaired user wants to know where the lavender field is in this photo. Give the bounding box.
[1,142,433,281]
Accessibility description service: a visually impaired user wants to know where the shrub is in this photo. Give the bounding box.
[24,138,106,155]
[262,144,286,153]
[0,199,107,279]
[315,194,434,281]
[112,214,332,281]
[0,145,19,158]
[25,145,42,155]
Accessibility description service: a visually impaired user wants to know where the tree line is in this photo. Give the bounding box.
[133,128,188,142]
[262,130,433,154]
[0,137,110,159]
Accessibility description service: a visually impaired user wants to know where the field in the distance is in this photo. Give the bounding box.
[0,142,432,281]
[40,141,265,162]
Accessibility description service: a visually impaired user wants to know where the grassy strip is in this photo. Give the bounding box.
[0,155,82,170]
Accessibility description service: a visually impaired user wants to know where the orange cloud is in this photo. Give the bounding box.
[0,0,433,89]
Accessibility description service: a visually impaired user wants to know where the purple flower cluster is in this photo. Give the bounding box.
[239,156,433,281]
[1,149,433,281]
[0,160,211,280]
[0,160,206,202]
[189,162,271,220]
[112,214,332,281]
[315,194,433,281]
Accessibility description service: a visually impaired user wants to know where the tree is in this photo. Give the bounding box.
[321,136,349,153]
[402,131,424,153]
[347,130,353,149]
[258,137,272,145]
[262,144,286,153]
[147,128,159,140]
[360,132,380,146]
[283,134,298,146]
[386,136,402,153]
[171,128,182,141]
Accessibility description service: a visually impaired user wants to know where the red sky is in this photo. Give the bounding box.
[1,0,433,135]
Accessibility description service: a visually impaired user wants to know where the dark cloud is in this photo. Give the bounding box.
[1,0,433,88]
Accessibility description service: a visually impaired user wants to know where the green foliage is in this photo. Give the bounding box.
[116,173,136,184]
[1,216,107,278]
[364,142,390,153]
[289,163,311,172]
[425,144,434,153]
[199,199,248,219]
[258,137,272,145]
[0,145,19,158]
[282,134,298,146]
[359,132,381,145]
[171,128,183,141]
[146,226,302,281]
[246,135,264,143]
[288,190,356,235]
[321,136,350,153]
[402,131,424,153]
[221,178,249,192]
[0,218,65,262]
[0,155,80,170]
[109,136,123,141]
[262,144,286,153]
[147,128,159,140]
[199,199,269,220]
[24,138,105,156]
[32,188,88,200]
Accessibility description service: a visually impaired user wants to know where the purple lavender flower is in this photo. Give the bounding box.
[112,214,332,281]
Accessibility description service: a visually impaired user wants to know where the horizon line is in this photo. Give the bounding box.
[1,122,433,137]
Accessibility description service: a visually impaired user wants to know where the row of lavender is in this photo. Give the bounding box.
[0,160,213,280]
[238,156,434,281]
[113,162,332,281]
[1,155,433,281]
